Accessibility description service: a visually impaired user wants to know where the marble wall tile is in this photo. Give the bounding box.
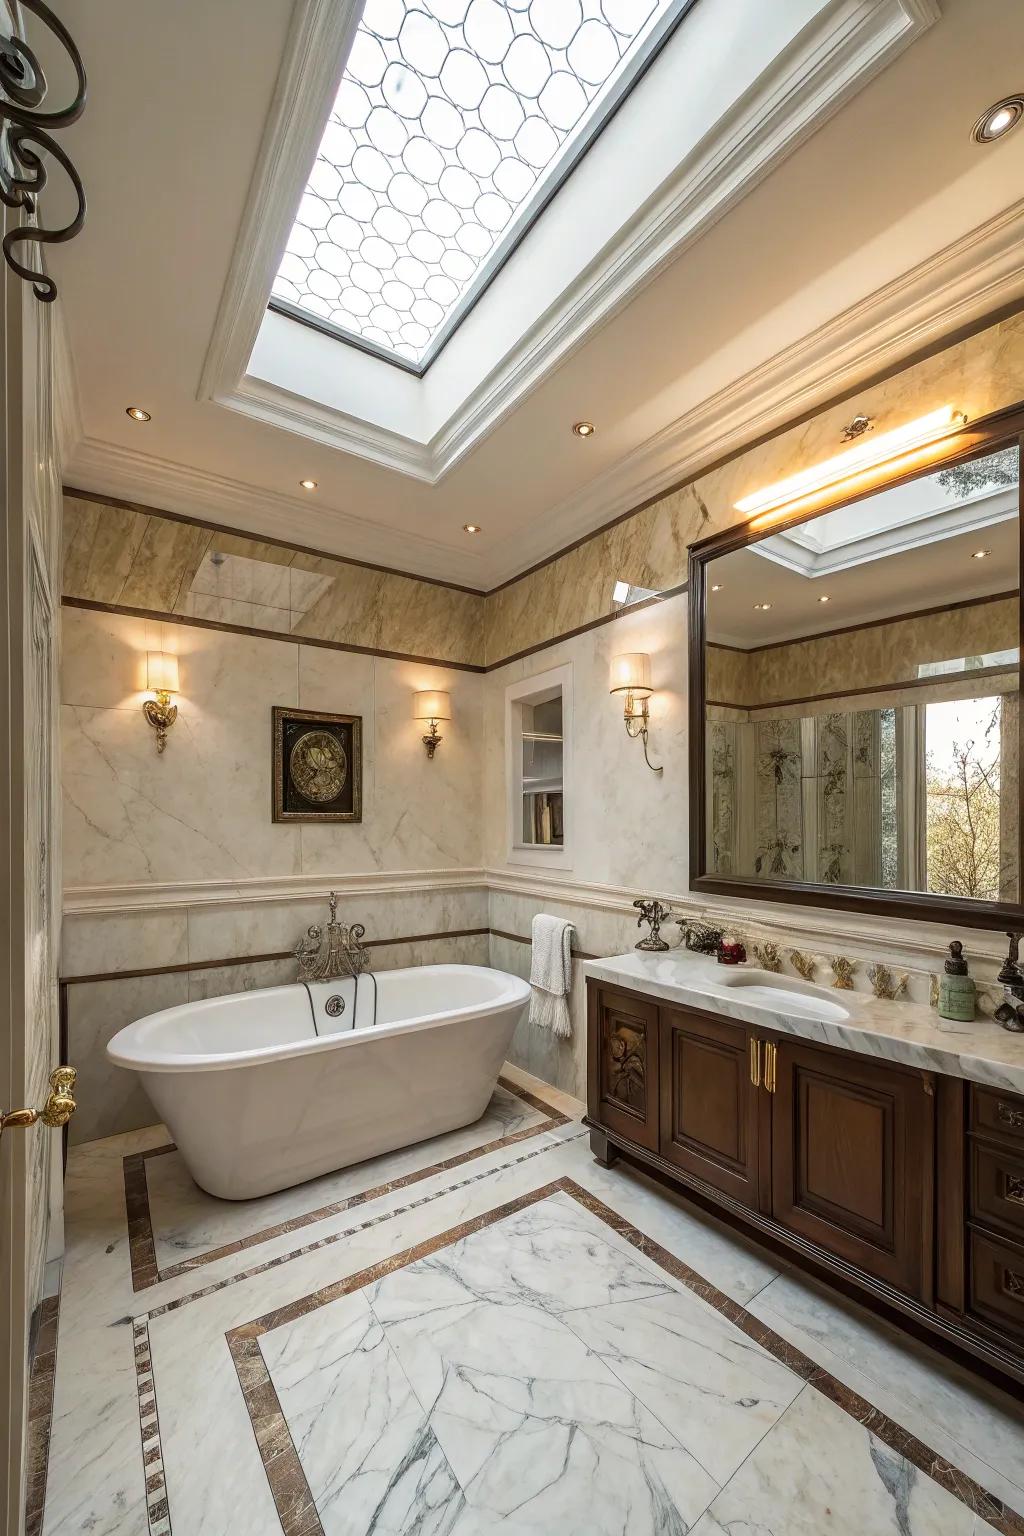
[61,908,188,978]
[66,973,188,1145]
[186,958,296,1001]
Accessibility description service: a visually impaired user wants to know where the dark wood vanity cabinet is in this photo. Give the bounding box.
[659,1007,762,1210]
[587,986,660,1151]
[769,1038,934,1301]
[587,979,1024,1386]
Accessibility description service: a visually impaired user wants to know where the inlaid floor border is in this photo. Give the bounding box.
[226,1176,1024,1536]
[122,1076,569,1292]
[24,1293,60,1536]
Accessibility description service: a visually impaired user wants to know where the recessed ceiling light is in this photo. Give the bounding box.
[126,406,151,422]
[711,584,723,593]
[753,601,773,611]
[299,478,318,490]
[612,580,630,604]
[818,594,831,603]
[573,421,595,439]
[463,523,481,534]
[971,548,992,560]
[973,95,1024,144]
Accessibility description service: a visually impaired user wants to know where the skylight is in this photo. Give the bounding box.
[271,0,688,372]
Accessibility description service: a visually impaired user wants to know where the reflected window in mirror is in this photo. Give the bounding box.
[701,440,1020,908]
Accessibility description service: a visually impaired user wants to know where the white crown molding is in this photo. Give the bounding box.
[63,867,489,916]
[196,0,365,417]
[61,435,487,587]
[487,196,1024,585]
[63,193,1024,592]
[201,0,938,492]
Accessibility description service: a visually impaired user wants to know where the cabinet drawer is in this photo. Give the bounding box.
[970,1141,1024,1240]
[970,1086,1024,1147]
[968,1229,1024,1345]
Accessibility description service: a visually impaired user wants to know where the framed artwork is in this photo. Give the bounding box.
[272,707,362,823]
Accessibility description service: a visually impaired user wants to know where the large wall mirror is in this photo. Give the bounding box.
[689,409,1024,929]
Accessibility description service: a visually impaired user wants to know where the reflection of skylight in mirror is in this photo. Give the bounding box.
[272,0,685,370]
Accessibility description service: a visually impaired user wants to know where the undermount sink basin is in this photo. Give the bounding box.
[713,968,850,1022]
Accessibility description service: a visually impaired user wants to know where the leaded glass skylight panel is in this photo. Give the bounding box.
[272,0,686,370]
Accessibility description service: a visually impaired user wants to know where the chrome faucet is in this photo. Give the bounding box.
[294,892,371,983]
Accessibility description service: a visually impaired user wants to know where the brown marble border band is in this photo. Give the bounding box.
[24,1294,60,1536]
[61,927,491,987]
[227,1176,1024,1536]
[122,1076,568,1293]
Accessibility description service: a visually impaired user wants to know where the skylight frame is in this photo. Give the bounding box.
[269,0,699,378]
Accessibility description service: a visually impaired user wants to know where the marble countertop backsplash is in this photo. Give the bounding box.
[584,949,1024,1095]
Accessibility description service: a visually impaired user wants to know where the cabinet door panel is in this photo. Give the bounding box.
[770,1038,933,1300]
[587,987,660,1151]
[659,1008,761,1209]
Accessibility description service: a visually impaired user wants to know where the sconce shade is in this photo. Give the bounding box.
[609,653,652,697]
[147,651,179,694]
[412,689,451,722]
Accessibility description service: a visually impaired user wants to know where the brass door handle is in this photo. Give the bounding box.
[750,1038,762,1088]
[1,1066,77,1133]
[764,1042,777,1094]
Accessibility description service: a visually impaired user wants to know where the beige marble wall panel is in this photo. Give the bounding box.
[483,312,1024,664]
[62,495,485,666]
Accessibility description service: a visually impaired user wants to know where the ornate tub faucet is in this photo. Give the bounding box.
[295,892,371,983]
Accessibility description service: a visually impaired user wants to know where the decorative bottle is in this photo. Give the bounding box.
[938,941,975,1022]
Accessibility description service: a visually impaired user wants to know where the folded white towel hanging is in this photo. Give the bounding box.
[528,913,575,1039]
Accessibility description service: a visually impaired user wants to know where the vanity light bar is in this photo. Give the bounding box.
[734,406,967,525]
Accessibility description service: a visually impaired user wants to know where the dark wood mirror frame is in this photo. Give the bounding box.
[688,401,1024,933]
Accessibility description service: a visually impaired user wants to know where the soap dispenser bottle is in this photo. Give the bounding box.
[938,940,975,1022]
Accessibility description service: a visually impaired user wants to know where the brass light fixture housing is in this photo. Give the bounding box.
[299,477,317,490]
[462,523,481,533]
[609,653,663,775]
[573,421,595,438]
[126,405,151,422]
[413,689,451,758]
[144,651,179,753]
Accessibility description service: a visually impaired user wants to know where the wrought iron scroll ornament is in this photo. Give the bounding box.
[0,0,86,301]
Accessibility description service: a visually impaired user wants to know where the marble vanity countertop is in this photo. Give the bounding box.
[583,950,1024,1095]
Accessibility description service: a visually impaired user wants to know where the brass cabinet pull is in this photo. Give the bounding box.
[1005,1173,1024,1207]
[997,1101,1024,1130]
[764,1042,777,1094]
[1,1066,77,1133]
[750,1038,761,1088]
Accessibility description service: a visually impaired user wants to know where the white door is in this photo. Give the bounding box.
[0,196,67,1533]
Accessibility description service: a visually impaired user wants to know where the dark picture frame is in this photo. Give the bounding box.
[272,706,362,823]
[688,400,1024,933]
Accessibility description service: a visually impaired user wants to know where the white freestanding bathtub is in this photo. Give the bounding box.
[106,964,530,1199]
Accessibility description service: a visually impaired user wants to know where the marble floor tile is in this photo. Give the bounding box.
[749,1268,1024,1515]
[563,1285,803,1484]
[689,1384,1003,1536]
[262,1290,465,1535]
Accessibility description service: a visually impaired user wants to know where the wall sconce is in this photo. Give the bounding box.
[413,689,451,759]
[143,651,178,754]
[609,653,663,775]
[734,405,968,529]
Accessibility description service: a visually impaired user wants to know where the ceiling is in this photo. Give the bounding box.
[47,0,1024,589]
